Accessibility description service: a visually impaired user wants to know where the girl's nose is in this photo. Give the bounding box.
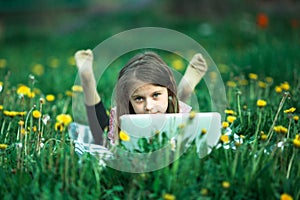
[145,99,155,113]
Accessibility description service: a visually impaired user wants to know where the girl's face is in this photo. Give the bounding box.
[130,84,169,114]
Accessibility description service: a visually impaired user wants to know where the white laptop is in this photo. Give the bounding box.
[119,112,221,158]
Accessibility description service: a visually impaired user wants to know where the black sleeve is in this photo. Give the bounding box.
[85,101,109,145]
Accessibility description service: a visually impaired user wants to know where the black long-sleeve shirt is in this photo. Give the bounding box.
[85,101,109,145]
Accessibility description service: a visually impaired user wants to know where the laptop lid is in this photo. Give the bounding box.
[119,112,221,158]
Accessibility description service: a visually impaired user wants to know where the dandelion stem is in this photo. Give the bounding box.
[286,118,292,140]
[266,93,288,144]
[286,148,295,179]
[0,119,6,137]
[4,121,12,143]
[254,109,262,148]
[62,97,71,114]
[236,90,243,124]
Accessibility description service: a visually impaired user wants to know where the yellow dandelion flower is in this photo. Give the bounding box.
[258,81,267,88]
[284,107,296,114]
[280,82,290,91]
[0,82,3,91]
[72,85,83,92]
[225,109,236,115]
[189,111,196,119]
[293,135,300,148]
[280,127,288,134]
[0,144,8,150]
[273,125,288,134]
[218,63,230,73]
[65,90,73,97]
[33,88,41,95]
[201,128,207,135]
[293,115,299,123]
[220,135,229,143]
[200,188,208,196]
[4,111,17,117]
[0,59,7,68]
[32,110,42,119]
[32,126,37,132]
[261,134,268,141]
[249,73,258,80]
[163,193,176,200]
[260,131,265,135]
[273,126,280,133]
[226,116,236,123]
[280,193,293,200]
[46,94,55,102]
[222,181,230,189]
[119,130,130,141]
[172,59,184,71]
[257,99,267,108]
[235,141,242,147]
[28,126,37,132]
[31,64,45,76]
[11,111,18,117]
[49,57,59,68]
[17,85,31,96]
[55,122,65,132]
[0,105,3,110]
[178,123,186,129]
[222,121,229,129]
[209,71,218,80]
[240,134,245,139]
[56,114,72,126]
[21,128,26,135]
[18,120,24,126]
[68,56,76,66]
[27,91,35,98]
[222,122,229,129]
[17,111,26,117]
[226,81,236,87]
[275,86,282,93]
[238,79,248,86]
[265,77,273,84]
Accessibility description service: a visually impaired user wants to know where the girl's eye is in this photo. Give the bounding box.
[153,92,161,98]
[134,96,144,102]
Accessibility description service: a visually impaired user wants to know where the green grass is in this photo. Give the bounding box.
[0,7,300,200]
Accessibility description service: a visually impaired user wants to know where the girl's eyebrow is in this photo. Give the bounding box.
[131,88,165,98]
[151,89,164,94]
[131,93,143,99]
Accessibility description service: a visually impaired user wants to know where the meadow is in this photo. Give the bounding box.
[0,7,299,200]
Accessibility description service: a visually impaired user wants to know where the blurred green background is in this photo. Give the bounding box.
[0,0,299,94]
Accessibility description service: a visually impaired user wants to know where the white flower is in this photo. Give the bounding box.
[42,115,51,125]
[99,159,106,168]
[170,137,176,151]
[15,142,22,148]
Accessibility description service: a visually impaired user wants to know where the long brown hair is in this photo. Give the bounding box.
[114,51,179,140]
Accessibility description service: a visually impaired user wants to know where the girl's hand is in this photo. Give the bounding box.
[74,49,94,73]
[184,53,208,85]
[178,53,208,101]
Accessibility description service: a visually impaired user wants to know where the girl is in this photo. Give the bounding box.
[73,49,207,147]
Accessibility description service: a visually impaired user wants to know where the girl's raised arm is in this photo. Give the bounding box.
[178,53,208,102]
[74,49,101,106]
[74,49,108,145]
